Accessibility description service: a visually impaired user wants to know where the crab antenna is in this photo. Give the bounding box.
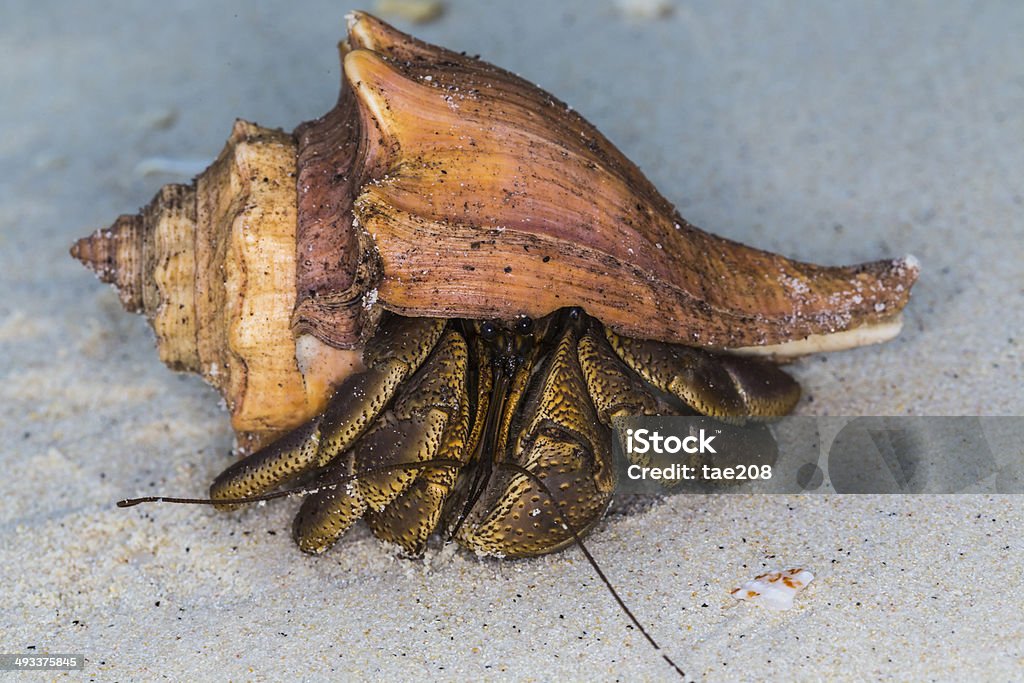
[498,461,688,680]
[116,459,465,508]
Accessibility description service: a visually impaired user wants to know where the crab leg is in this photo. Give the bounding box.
[604,329,800,419]
[363,334,473,556]
[577,324,674,425]
[295,327,471,554]
[209,316,446,504]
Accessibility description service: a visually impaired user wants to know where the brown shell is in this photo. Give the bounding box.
[72,12,919,450]
[293,12,918,351]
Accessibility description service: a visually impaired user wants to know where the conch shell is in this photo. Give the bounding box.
[72,11,919,452]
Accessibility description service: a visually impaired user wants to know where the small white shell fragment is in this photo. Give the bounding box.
[730,568,814,610]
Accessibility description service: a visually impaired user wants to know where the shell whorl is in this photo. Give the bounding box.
[73,121,360,453]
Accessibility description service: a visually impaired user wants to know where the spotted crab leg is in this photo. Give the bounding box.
[603,328,801,419]
[346,327,471,556]
[292,322,472,554]
[208,317,447,535]
[578,324,674,423]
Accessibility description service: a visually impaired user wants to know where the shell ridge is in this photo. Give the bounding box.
[356,184,915,348]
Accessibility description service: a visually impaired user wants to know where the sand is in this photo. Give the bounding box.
[2,1,1021,680]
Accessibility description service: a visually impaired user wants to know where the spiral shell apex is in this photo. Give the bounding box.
[72,11,919,450]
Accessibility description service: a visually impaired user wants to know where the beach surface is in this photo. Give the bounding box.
[2,1,1021,680]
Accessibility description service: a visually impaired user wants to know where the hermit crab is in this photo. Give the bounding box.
[73,12,919,560]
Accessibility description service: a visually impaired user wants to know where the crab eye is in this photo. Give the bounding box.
[568,307,582,321]
[480,321,498,340]
[515,316,534,334]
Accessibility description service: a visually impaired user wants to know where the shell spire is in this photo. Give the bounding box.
[71,213,150,314]
[72,121,361,453]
